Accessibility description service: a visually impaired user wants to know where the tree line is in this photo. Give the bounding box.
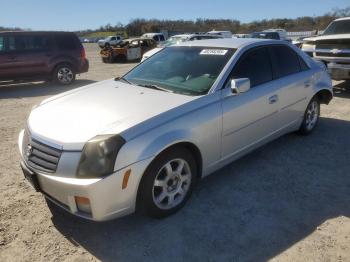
[1,7,349,36]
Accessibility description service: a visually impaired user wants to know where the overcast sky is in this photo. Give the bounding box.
[0,0,349,31]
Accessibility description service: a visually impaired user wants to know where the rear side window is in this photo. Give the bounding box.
[8,35,50,51]
[269,45,301,78]
[55,34,79,50]
[0,36,4,51]
[231,47,272,87]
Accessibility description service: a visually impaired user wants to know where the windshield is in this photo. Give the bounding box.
[124,46,235,96]
[323,20,350,35]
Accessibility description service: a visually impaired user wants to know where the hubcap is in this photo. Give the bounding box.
[305,101,319,131]
[57,67,73,83]
[152,159,192,210]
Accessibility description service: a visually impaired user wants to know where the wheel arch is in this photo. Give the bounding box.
[135,141,203,212]
[52,61,76,75]
[314,88,333,104]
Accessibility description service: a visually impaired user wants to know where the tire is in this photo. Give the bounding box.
[298,97,320,135]
[116,55,127,63]
[105,43,110,48]
[53,64,76,85]
[137,147,197,218]
[102,57,113,63]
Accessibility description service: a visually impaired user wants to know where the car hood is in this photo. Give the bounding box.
[304,33,350,42]
[28,79,195,150]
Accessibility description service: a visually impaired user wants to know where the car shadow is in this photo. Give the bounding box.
[0,79,96,99]
[51,117,350,262]
[333,80,350,99]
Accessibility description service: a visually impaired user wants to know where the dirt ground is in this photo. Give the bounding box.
[0,44,349,262]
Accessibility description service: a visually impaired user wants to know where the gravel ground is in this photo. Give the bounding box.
[0,44,349,262]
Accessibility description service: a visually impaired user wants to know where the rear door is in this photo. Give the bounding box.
[221,46,281,159]
[127,40,141,60]
[268,45,312,126]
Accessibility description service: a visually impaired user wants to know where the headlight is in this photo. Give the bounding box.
[302,42,315,50]
[76,134,125,178]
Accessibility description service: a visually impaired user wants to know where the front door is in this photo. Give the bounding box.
[5,34,52,78]
[221,47,281,160]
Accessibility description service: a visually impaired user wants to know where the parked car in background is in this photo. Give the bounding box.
[301,17,350,80]
[0,31,89,85]
[207,30,233,38]
[250,31,281,40]
[141,33,223,61]
[19,38,332,221]
[141,33,166,44]
[100,38,156,63]
[292,36,308,48]
[98,36,123,48]
[263,29,288,40]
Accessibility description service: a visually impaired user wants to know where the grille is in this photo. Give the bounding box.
[315,52,350,58]
[23,132,62,173]
[305,51,313,57]
[315,39,350,50]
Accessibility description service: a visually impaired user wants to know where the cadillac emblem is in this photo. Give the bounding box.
[26,144,33,157]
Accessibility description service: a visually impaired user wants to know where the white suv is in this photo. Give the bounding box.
[98,36,123,48]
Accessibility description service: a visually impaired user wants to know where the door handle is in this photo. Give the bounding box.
[268,95,278,104]
[8,55,16,60]
[304,81,311,88]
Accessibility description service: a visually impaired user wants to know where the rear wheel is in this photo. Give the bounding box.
[137,148,197,218]
[298,97,320,135]
[53,64,75,85]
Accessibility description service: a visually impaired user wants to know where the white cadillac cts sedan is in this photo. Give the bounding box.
[19,39,333,221]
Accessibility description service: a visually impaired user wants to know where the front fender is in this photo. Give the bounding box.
[115,129,194,170]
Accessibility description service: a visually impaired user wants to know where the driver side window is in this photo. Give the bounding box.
[231,47,273,87]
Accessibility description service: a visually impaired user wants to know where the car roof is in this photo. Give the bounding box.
[142,33,164,36]
[171,34,218,38]
[0,31,74,35]
[174,38,271,49]
[334,16,350,21]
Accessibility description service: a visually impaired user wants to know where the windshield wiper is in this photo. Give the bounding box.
[137,84,173,93]
[114,76,133,85]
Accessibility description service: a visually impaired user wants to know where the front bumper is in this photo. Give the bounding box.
[326,62,350,80]
[18,130,153,221]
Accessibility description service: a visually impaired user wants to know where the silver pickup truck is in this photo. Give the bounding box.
[302,17,350,80]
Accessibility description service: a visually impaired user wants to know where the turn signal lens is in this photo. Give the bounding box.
[122,169,131,189]
[75,196,91,214]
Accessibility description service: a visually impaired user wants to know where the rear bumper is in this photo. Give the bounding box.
[77,59,89,74]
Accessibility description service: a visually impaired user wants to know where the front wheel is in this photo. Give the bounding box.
[137,148,197,218]
[298,97,320,135]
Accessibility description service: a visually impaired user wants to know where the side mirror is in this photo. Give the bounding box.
[230,78,250,94]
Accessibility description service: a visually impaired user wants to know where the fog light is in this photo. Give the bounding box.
[75,196,91,214]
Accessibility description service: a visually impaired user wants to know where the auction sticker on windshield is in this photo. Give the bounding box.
[200,49,228,55]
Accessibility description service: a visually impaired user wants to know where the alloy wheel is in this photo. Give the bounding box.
[57,67,74,84]
[152,158,192,210]
[305,100,319,131]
